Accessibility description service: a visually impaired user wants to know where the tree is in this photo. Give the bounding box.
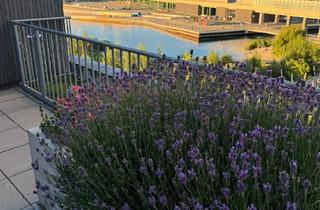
[272,26,305,58]
[207,52,219,64]
[272,25,319,78]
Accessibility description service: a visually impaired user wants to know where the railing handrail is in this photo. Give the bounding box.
[11,18,178,62]
[12,16,320,106]
[12,16,71,23]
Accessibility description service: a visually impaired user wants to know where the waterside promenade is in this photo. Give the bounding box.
[64,4,318,42]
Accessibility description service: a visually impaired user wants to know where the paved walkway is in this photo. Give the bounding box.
[0,87,50,210]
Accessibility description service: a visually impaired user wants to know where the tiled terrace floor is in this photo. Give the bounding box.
[0,87,51,210]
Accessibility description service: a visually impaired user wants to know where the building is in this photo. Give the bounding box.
[140,0,320,35]
[0,0,64,87]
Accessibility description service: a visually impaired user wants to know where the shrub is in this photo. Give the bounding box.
[245,53,265,73]
[181,51,192,61]
[40,63,320,210]
[272,25,319,79]
[207,52,219,64]
[245,38,272,50]
[220,54,233,66]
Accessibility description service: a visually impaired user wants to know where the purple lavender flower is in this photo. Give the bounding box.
[238,169,249,180]
[172,139,183,151]
[221,188,231,199]
[302,179,312,190]
[159,195,167,206]
[178,172,187,185]
[187,168,197,179]
[287,202,297,210]
[122,203,130,210]
[194,203,203,210]
[208,132,217,142]
[235,140,245,150]
[289,160,298,176]
[187,147,200,160]
[265,144,275,155]
[247,204,257,210]
[148,185,157,194]
[155,139,165,151]
[62,158,71,167]
[279,171,290,195]
[155,168,164,178]
[195,158,204,167]
[139,165,147,174]
[262,182,272,193]
[223,171,230,181]
[165,150,172,160]
[228,147,237,163]
[148,196,156,208]
[206,158,216,177]
[252,165,261,178]
[174,205,181,210]
[237,180,245,193]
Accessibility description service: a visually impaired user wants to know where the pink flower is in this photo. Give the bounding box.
[75,94,81,103]
[71,85,81,92]
[87,112,94,120]
[64,101,72,110]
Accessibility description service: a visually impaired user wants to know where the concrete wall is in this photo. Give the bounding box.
[216,7,227,20]
[235,9,253,23]
[175,3,200,16]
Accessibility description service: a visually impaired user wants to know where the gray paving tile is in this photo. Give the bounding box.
[0,97,40,115]
[10,170,38,205]
[0,88,26,103]
[0,127,28,153]
[8,106,50,130]
[0,145,32,177]
[0,114,17,132]
[0,178,29,210]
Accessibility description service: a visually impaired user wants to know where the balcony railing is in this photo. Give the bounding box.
[11,16,320,108]
[12,17,177,108]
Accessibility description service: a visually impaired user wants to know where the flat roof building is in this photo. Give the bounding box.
[139,0,320,23]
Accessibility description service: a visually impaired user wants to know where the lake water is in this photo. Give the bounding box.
[71,20,260,61]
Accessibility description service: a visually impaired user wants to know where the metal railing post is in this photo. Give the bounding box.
[13,24,26,85]
[34,30,47,97]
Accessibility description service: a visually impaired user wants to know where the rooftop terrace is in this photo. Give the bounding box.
[0,87,50,210]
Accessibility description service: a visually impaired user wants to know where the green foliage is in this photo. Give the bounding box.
[284,58,310,80]
[245,53,265,73]
[246,38,272,50]
[269,60,282,78]
[220,54,233,65]
[44,68,320,209]
[272,25,320,79]
[157,45,162,56]
[181,51,192,61]
[207,52,219,64]
[272,26,305,58]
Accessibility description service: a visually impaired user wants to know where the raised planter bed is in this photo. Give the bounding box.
[28,127,61,210]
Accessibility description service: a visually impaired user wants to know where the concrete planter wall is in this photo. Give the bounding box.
[28,127,61,210]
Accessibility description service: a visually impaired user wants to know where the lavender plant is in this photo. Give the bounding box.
[39,61,320,209]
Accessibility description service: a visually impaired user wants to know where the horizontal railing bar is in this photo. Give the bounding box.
[12,16,71,23]
[12,21,176,61]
